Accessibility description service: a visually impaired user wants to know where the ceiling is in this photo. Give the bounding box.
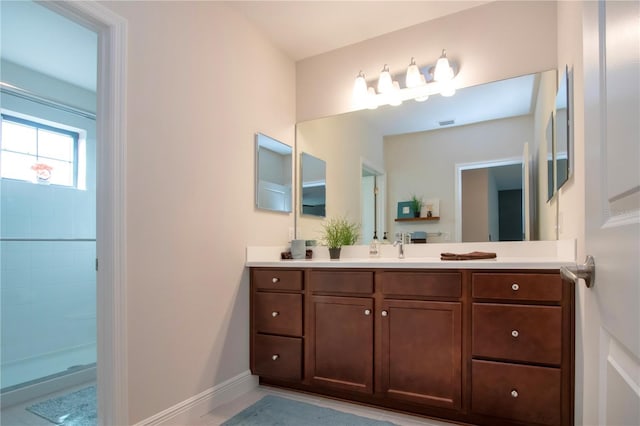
[223,1,490,61]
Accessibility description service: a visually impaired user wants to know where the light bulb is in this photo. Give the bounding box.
[389,81,402,106]
[434,49,452,82]
[352,71,368,104]
[377,64,393,94]
[405,57,423,88]
[366,87,378,110]
[440,79,456,97]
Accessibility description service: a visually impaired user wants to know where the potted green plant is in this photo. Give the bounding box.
[321,216,359,260]
[410,194,423,217]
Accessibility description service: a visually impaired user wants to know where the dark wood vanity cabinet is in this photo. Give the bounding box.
[250,269,304,382]
[249,267,574,426]
[378,271,463,411]
[470,272,573,426]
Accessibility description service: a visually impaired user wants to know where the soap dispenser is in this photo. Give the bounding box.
[369,232,380,257]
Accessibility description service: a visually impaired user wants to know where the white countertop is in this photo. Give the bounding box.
[246,240,576,270]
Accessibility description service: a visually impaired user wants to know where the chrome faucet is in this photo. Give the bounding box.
[392,238,405,259]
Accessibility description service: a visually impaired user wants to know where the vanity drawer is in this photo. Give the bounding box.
[472,273,562,302]
[254,293,303,336]
[253,334,302,381]
[253,269,303,291]
[473,303,562,365]
[310,270,373,294]
[472,360,561,425]
[381,272,461,298]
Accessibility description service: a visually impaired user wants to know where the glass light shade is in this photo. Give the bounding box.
[440,79,456,97]
[353,72,368,103]
[377,65,394,94]
[389,81,402,106]
[366,87,378,109]
[405,58,423,88]
[433,50,452,82]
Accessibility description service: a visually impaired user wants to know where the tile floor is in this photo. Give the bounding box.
[1,384,455,426]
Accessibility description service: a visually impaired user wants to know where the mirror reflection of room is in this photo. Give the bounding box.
[296,70,559,243]
[255,133,292,213]
[300,152,326,217]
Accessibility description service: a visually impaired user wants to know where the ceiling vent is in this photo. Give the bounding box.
[439,119,455,126]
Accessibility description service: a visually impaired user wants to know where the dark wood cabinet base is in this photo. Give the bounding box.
[250,267,574,426]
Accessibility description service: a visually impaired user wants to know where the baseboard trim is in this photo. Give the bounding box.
[133,370,258,426]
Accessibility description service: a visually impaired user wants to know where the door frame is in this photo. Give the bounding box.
[454,156,522,242]
[42,2,128,425]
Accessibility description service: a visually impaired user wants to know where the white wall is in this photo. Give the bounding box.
[533,70,558,240]
[296,1,557,121]
[99,2,295,423]
[385,115,533,241]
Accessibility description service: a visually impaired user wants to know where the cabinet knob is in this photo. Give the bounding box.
[511,389,519,398]
[364,309,371,316]
[511,283,520,291]
[272,277,280,283]
[511,330,519,338]
[271,311,279,317]
[381,310,388,317]
[272,354,279,361]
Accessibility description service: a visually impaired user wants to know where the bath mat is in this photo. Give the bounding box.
[26,385,96,425]
[222,394,397,426]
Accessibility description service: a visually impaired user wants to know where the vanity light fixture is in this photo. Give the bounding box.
[352,49,458,110]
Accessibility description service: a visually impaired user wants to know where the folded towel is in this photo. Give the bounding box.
[440,251,497,261]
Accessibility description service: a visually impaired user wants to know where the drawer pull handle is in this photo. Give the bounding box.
[272,354,279,361]
[272,277,280,283]
[381,310,388,317]
[511,330,519,338]
[364,309,371,316]
[271,311,279,317]
[511,389,519,398]
[511,283,520,291]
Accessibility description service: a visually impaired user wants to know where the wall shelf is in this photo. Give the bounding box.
[395,216,440,222]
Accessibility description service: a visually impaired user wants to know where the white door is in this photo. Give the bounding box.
[582,1,640,425]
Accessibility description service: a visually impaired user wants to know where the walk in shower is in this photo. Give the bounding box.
[1,0,98,410]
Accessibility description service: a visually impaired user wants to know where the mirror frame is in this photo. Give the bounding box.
[255,132,293,213]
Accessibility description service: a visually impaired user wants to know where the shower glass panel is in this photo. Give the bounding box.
[0,105,97,394]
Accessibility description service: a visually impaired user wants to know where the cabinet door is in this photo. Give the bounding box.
[380,300,462,410]
[309,295,374,394]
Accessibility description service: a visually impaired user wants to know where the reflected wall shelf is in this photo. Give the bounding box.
[395,217,440,222]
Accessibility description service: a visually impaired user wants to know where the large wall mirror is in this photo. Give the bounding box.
[296,70,559,243]
[300,152,326,217]
[255,133,292,213]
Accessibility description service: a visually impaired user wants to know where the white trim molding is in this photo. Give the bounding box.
[41,2,129,425]
[133,371,258,426]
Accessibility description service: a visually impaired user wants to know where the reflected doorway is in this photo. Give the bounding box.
[456,159,525,242]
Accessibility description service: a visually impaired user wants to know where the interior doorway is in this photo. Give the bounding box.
[455,158,525,242]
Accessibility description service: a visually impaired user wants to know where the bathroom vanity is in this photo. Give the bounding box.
[247,243,575,426]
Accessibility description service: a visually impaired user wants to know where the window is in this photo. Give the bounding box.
[1,114,79,187]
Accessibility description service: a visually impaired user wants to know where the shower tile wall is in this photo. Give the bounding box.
[1,179,96,389]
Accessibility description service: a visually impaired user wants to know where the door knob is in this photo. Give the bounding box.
[560,255,595,288]
[381,310,388,317]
